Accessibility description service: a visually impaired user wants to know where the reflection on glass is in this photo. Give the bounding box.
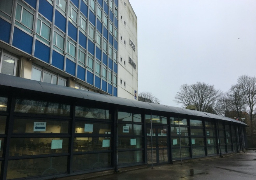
[159,149,168,163]
[118,137,142,149]
[147,149,157,164]
[75,122,111,134]
[170,117,187,126]
[72,153,111,172]
[118,112,132,121]
[207,146,217,155]
[205,121,215,128]
[0,138,4,157]
[15,99,70,116]
[206,138,216,146]
[7,156,67,179]
[171,127,188,136]
[0,116,6,134]
[9,138,68,156]
[171,138,189,147]
[76,106,110,119]
[192,147,205,157]
[145,115,167,124]
[190,128,204,136]
[0,97,8,111]
[74,137,111,152]
[190,120,202,127]
[133,114,141,122]
[172,148,190,159]
[118,151,143,164]
[13,119,69,133]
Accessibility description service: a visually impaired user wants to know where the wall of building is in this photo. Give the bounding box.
[117,0,138,100]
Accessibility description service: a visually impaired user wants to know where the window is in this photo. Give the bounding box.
[69,5,78,24]
[89,0,95,11]
[0,52,18,76]
[56,0,67,13]
[79,49,86,66]
[108,70,112,83]
[114,28,117,39]
[108,46,112,59]
[95,62,101,75]
[89,24,95,40]
[109,23,113,34]
[0,0,13,20]
[109,0,113,10]
[103,39,107,52]
[124,21,126,25]
[66,39,76,58]
[36,16,51,45]
[87,55,94,71]
[114,8,117,17]
[113,75,117,86]
[43,71,57,84]
[97,6,102,19]
[96,33,101,47]
[80,16,87,32]
[103,14,108,27]
[102,67,107,79]
[53,31,65,53]
[58,77,66,86]
[113,51,117,61]
[15,1,34,34]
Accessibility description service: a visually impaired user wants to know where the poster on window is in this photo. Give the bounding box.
[123,126,129,133]
[191,138,195,145]
[173,139,177,145]
[84,124,93,132]
[130,139,136,145]
[207,139,211,145]
[102,139,110,147]
[34,122,46,131]
[51,140,63,149]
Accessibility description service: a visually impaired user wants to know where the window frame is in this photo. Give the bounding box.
[0,51,18,76]
[36,15,51,45]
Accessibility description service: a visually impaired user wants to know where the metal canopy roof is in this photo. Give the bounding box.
[0,74,246,126]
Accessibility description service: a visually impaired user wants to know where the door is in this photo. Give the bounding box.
[147,125,169,164]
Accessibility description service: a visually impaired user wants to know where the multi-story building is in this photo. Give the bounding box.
[0,0,138,100]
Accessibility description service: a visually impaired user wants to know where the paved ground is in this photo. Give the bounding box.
[58,150,256,180]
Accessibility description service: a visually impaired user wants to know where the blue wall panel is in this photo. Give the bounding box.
[108,58,113,70]
[71,0,79,7]
[110,11,113,22]
[115,0,118,7]
[80,1,88,17]
[39,0,53,21]
[114,63,117,73]
[68,22,77,41]
[79,31,87,49]
[103,53,107,66]
[98,0,103,7]
[0,18,11,43]
[96,47,102,60]
[114,40,118,50]
[87,71,94,85]
[103,27,108,39]
[102,80,107,92]
[114,87,117,96]
[24,0,36,9]
[97,19,102,33]
[88,40,95,55]
[52,50,64,70]
[77,65,85,81]
[55,10,66,32]
[66,58,76,76]
[34,40,50,63]
[95,76,101,89]
[104,1,109,14]
[108,84,112,94]
[89,10,96,26]
[109,34,113,45]
[114,17,118,28]
[13,27,33,54]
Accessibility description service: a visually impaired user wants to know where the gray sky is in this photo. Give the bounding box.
[129,0,256,107]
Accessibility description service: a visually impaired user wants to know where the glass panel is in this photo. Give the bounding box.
[192,147,205,157]
[147,149,156,163]
[171,126,188,136]
[206,129,215,137]
[159,149,168,163]
[147,137,156,148]
[9,138,69,156]
[31,67,41,81]
[41,23,50,41]
[13,119,69,133]
[171,138,189,147]
[190,128,204,136]
[72,153,111,172]
[58,78,65,86]
[219,138,226,145]
[74,137,111,152]
[0,97,8,111]
[191,138,204,146]
[0,0,13,16]
[0,138,4,157]
[206,138,216,146]
[118,151,143,164]
[219,130,224,137]
[0,116,6,134]
[80,17,86,31]
[22,8,33,30]
[118,137,142,149]
[207,146,217,155]
[190,120,202,126]
[15,99,70,116]
[52,75,57,84]
[133,124,142,135]
[205,121,215,128]
[172,148,190,159]
[7,156,67,179]
[145,115,167,124]
[218,122,224,130]
[95,63,100,74]
[15,4,22,21]
[220,145,226,153]
[75,106,110,119]
[1,56,15,76]
[158,137,167,148]
[79,50,86,65]
[75,122,111,134]
[118,112,132,121]
[43,72,52,83]
[170,117,187,126]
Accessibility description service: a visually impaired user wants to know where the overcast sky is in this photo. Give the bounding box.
[129,0,256,107]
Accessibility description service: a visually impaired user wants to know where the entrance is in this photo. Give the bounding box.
[147,125,169,164]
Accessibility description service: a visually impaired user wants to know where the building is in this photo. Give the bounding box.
[0,74,247,180]
[0,0,138,100]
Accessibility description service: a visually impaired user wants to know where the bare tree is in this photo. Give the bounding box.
[175,82,220,113]
[138,92,160,104]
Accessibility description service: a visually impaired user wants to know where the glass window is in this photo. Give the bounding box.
[87,55,94,70]
[206,129,215,137]
[207,146,217,155]
[114,8,117,17]
[190,119,203,127]
[171,126,188,136]
[66,39,76,58]
[102,67,107,79]
[36,16,51,45]
[190,128,204,136]
[171,138,189,147]
[0,138,4,157]
[31,66,42,81]
[43,71,52,83]
[7,156,67,179]
[192,146,205,157]
[145,115,167,124]
[75,106,110,119]
[108,70,112,82]
[80,16,87,32]
[103,39,107,52]
[0,0,13,20]
[113,75,117,86]
[74,137,111,152]
[95,62,101,75]
[79,49,86,66]
[0,116,7,133]
[205,121,215,128]
[191,138,205,146]
[170,117,187,126]
[114,28,117,39]
[15,1,34,34]
[89,0,95,11]
[206,138,216,146]
[109,0,113,10]
[14,99,70,116]
[13,119,69,133]
[109,23,113,34]
[96,33,101,47]
[118,137,142,149]
[172,148,190,159]
[0,53,17,76]
[97,6,102,19]
[103,14,108,27]
[57,0,67,13]
[53,31,64,53]
[75,122,111,134]
[108,46,112,58]
[118,151,143,164]
[113,51,117,61]
[69,6,77,23]
[58,77,66,86]
[89,24,95,40]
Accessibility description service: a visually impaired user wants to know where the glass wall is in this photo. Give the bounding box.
[231,125,238,152]
[225,124,232,152]
[0,96,7,179]
[205,121,217,155]
[171,117,190,160]
[218,122,226,154]
[190,119,205,157]
[118,112,143,166]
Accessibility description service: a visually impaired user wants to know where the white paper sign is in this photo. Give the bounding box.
[130,139,136,145]
[84,124,93,132]
[123,126,129,133]
[34,122,46,131]
[102,139,110,147]
[191,138,195,145]
[173,139,177,145]
[51,140,63,149]
[207,139,211,145]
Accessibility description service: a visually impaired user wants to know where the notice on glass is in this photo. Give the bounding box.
[102,139,110,147]
[207,139,211,145]
[34,122,46,131]
[130,139,136,145]
[173,139,177,145]
[84,124,93,132]
[191,138,195,145]
[123,126,129,133]
[51,140,63,149]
